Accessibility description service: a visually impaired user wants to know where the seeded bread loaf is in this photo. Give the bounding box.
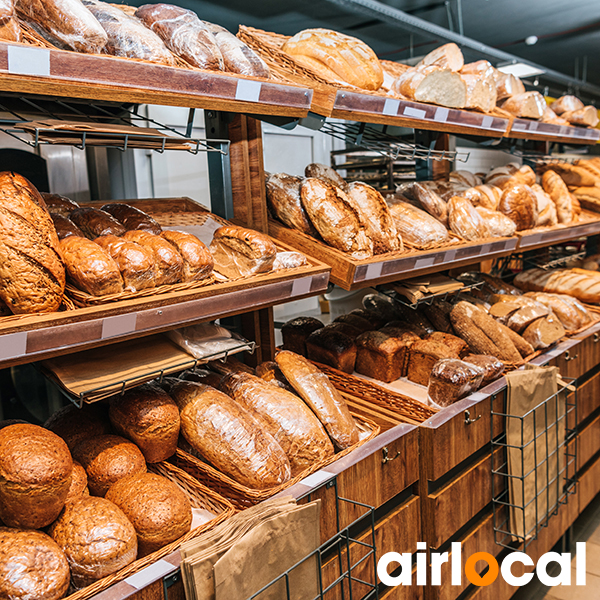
[281,316,324,356]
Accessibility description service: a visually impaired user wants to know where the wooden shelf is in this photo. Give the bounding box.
[508,118,600,145]
[0,42,312,117]
[516,216,600,250]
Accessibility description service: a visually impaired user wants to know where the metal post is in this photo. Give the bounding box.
[204,110,234,220]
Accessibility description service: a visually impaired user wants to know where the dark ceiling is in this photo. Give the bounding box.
[132,0,600,95]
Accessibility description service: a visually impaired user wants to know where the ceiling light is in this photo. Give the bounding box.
[497,62,545,78]
[525,36,538,46]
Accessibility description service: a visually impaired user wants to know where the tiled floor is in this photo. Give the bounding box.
[512,495,600,600]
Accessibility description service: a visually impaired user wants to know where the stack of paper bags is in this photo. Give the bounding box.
[180,496,321,600]
[392,275,464,304]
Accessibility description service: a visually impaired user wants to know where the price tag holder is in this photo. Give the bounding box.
[365,262,383,280]
[0,331,27,361]
[102,313,137,339]
[299,470,335,489]
[125,560,175,590]
[291,277,312,297]
[382,98,400,116]
[235,79,262,103]
[434,107,449,122]
[414,255,436,270]
[7,45,50,76]
[403,106,427,119]
[481,116,494,129]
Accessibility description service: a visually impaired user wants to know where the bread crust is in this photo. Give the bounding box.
[162,230,213,281]
[102,203,162,235]
[498,184,537,231]
[266,173,318,236]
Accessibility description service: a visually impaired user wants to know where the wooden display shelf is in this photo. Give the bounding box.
[268,219,517,290]
[0,41,312,117]
[508,117,600,144]
[516,215,600,250]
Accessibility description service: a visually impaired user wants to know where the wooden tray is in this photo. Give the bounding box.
[268,218,518,290]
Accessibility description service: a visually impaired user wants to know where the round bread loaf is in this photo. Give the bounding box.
[65,460,89,504]
[49,495,137,588]
[73,434,146,497]
[109,383,180,463]
[0,527,70,600]
[106,472,192,556]
[45,402,111,451]
[498,184,538,231]
[0,424,73,529]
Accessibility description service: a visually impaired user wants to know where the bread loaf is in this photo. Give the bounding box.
[0,528,70,600]
[45,402,112,450]
[461,72,496,113]
[106,472,192,556]
[0,0,20,41]
[417,43,463,71]
[550,95,584,115]
[426,331,469,358]
[514,268,600,305]
[0,424,72,529]
[522,315,565,349]
[412,181,447,225]
[475,207,517,237]
[70,207,126,238]
[16,0,107,52]
[49,495,137,587]
[305,163,348,190]
[349,307,387,329]
[541,163,596,188]
[109,383,180,463]
[531,184,558,227]
[42,192,80,217]
[485,163,519,188]
[66,460,89,504]
[387,199,449,248]
[572,186,600,212]
[275,351,360,451]
[428,359,484,407]
[448,195,490,240]
[421,299,454,334]
[171,381,291,489]
[221,372,334,474]
[574,159,600,183]
[73,434,146,497]
[255,361,291,390]
[305,327,357,374]
[210,225,276,278]
[355,330,411,383]
[495,72,525,101]
[135,3,223,70]
[162,230,213,281]
[101,203,162,235]
[283,28,382,90]
[501,92,546,119]
[502,165,536,189]
[463,354,505,385]
[300,178,373,258]
[205,22,269,78]
[498,184,537,231]
[393,66,467,108]
[362,293,399,323]
[541,106,569,126]
[52,213,85,239]
[463,185,501,211]
[524,292,587,331]
[266,173,318,236]
[406,340,457,386]
[281,316,324,356]
[123,230,183,285]
[0,171,65,313]
[334,312,373,332]
[542,170,574,224]
[562,106,599,128]
[380,59,411,92]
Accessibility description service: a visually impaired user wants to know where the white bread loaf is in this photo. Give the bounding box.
[393,66,466,108]
[417,42,463,71]
[501,92,546,119]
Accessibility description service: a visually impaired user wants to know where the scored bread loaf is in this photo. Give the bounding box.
[105,472,192,557]
[417,43,463,71]
[501,92,546,119]
[305,326,357,374]
[162,230,213,281]
[109,383,180,463]
[498,184,538,231]
[514,267,600,305]
[393,66,467,108]
[171,381,291,489]
[305,163,348,191]
[387,199,449,249]
[220,372,334,474]
[0,0,20,41]
[540,163,596,188]
[275,350,360,451]
[281,316,324,356]
[572,186,600,213]
[550,95,584,115]
[501,165,536,189]
[0,424,73,529]
[49,495,137,588]
[282,28,383,90]
[542,170,574,224]
[524,292,588,331]
[101,203,162,235]
[266,173,318,236]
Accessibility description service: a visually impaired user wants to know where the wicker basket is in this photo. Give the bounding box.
[62,461,235,600]
[173,414,380,509]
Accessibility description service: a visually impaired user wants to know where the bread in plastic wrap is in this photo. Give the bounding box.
[101,203,162,235]
[210,225,277,279]
[275,350,360,451]
[205,21,269,78]
[161,230,213,281]
[166,322,251,360]
[462,354,505,385]
[82,0,176,64]
[170,381,291,489]
[475,206,517,237]
[16,0,107,52]
[266,173,318,236]
[427,358,484,408]
[556,294,593,326]
[462,184,501,210]
[123,230,183,285]
[0,0,20,41]
[95,234,156,292]
[447,195,489,241]
[135,3,223,70]
[498,184,538,231]
[387,198,449,249]
[411,181,447,225]
[531,183,558,227]
[522,315,565,350]
[220,372,334,474]
[273,251,308,270]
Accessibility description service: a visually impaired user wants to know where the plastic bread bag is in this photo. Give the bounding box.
[166,323,253,360]
[386,198,449,249]
[272,251,308,270]
[462,354,505,385]
[447,195,489,241]
[427,359,485,408]
[0,0,20,41]
[82,0,176,65]
[412,181,448,226]
[475,207,517,237]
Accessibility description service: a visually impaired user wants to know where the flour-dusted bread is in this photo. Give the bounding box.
[498,184,538,231]
[550,95,584,115]
[70,207,126,238]
[495,72,525,101]
[0,528,70,600]
[305,163,348,190]
[162,230,213,281]
[16,0,107,52]
[393,66,467,108]
[42,192,80,217]
[0,171,65,313]
[171,381,291,489]
[135,3,223,70]
[123,230,183,285]
[73,434,146,497]
[417,43,463,71]
[282,28,383,90]
[49,495,137,587]
[101,203,162,235]
[501,92,546,119]
[542,170,574,224]
[266,173,318,236]
[106,472,192,556]
[109,383,180,463]
[275,350,360,451]
[221,372,334,475]
[461,72,496,113]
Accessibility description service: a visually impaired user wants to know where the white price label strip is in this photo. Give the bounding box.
[481,116,494,129]
[291,277,312,297]
[382,98,400,116]
[414,256,435,269]
[125,560,175,590]
[434,107,449,122]
[300,470,335,489]
[235,79,262,103]
[0,332,27,361]
[468,392,487,403]
[7,45,50,76]
[365,262,383,279]
[101,313,137,339]
[403,106,427,119]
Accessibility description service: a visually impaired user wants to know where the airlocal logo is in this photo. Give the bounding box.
[378,542,587,587]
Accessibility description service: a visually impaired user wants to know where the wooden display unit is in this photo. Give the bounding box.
[508,117,600,144]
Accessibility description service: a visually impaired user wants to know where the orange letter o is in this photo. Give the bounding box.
[465,552,499,587]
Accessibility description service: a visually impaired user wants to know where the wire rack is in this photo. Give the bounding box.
[377,280,484,310]
[0,96,229,154]
[491,380,577,550]
[317,121,470,162]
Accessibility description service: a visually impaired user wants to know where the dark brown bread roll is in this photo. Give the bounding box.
[109,383,180,463]
[0,424,73,529]
[162,230,214,281]
[70,207,127,238]
[305,327,357,374]
[123,230,183,285]
[101,203,162,235]
[281,316,324,356]
[42,192,80,217]
[51,213,85,239]
[65,460,89,504]
[0,528,70,600]
[49,496,137,588]
[106,472,192,557]
[73,434,146,497]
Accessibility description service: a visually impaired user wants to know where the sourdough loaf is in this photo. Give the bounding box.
[514,268,600,305]
[501,92,546,119]
[550,95,584,115]
[412,181,447,225]
[305,163,348,190]
[542,106,569,126]
[463,185,501,211]
[461,72,496,113]
[281,316,324,355]
[495,73,525,101]
[266,173,318,236]
[162,230,213,281]
[417,43,463,71]
[475,207,517,237]
[562,106,599,128]
[102,203,162,235]
[524,292,588,331]
[531,184,558,227]
[542,170,574,224]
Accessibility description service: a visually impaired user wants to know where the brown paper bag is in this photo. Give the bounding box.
[505,365,565,541]
[214,501,321,600]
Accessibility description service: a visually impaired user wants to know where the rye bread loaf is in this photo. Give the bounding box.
[41,192,80,217]
[281,316,324,356]
[305,327,357,374]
